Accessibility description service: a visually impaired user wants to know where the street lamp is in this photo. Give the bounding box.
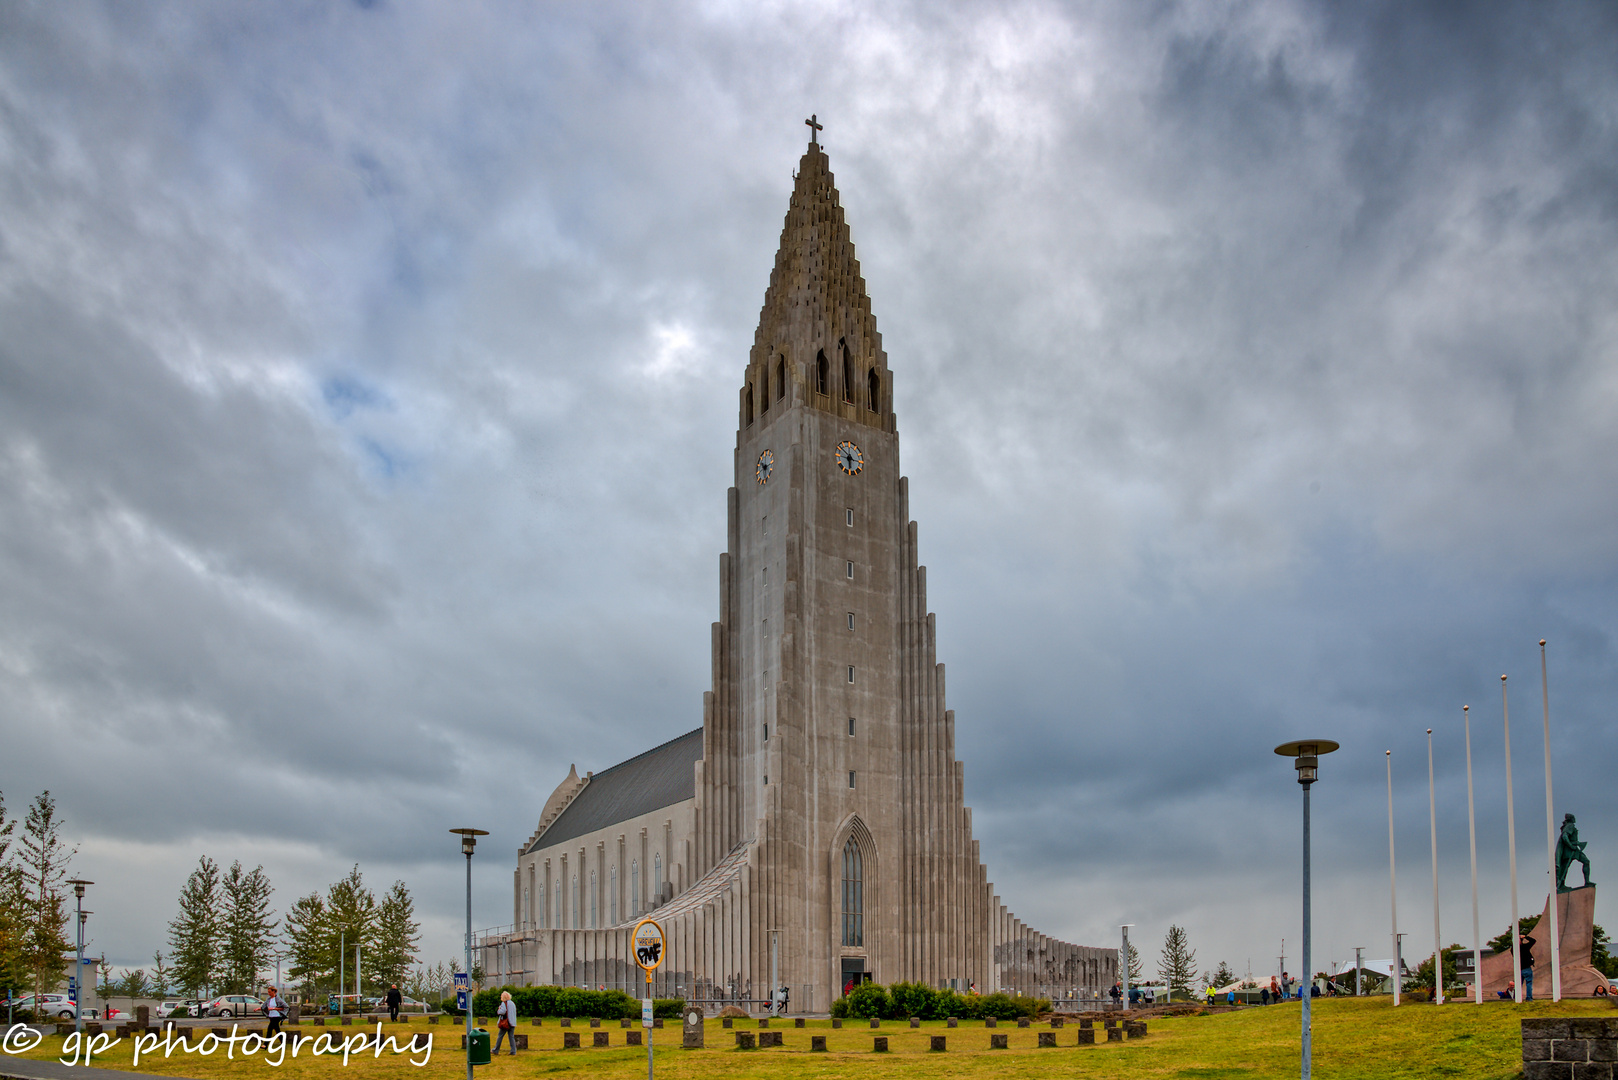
[1275,740,1338,1080]
[450,829,489,1080]
[67,879,93,1034]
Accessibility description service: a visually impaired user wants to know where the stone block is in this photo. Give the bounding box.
[84,1023,102,1036]
[590,1018,601,1028]
[1080,1018,1093,1028]
[985,1017,997,1028]
[722,1017,732,1028]
[1574,1020,1610,1040]
[872,1036,888,1052]
[1524,1063,1573,1080]
[762,1031,782,1047]
[115,1026,130,1038]
[1571,1065,1613,1080]
[513,1034,528,1050]
[989,1033,1008,1049]
[628,1030,643,1047]
[1128,1021,1148,1038]
[930,1035,947,1051]
[1526,1040,1554,1061]
[213,1026,231,1036]
[735,1031,755,1049]
[341,1017,353,1026]
[1038,1031,1057,1047]
[811,1034,827,1051]
[759,1017,769,1027]
[654,1018,663,1029]
[870,1017,881,1028]
[530,1018,541,1026]
[795,1017,805,1027]
[1107,1027,1124,1042]
[1051,1017,1064,1027]
[1076,1027,1096,1045]
[947,1017,958,1028]
[1104,1018,1117,1028]
[621,1018,631,1028]
[832,1018,842,1029]
[1017,1017,1030,1028]
[910,1017,921,1028]
[1527,1020,1575,1041]
[136,1006,150,1026]
[1592,1041,1618,1063]
[1556,1041,1592,1062]
[312,1017,326,1026]
[563,1032,580,1049]
[591,1031,608,1047]
[428,1016,438,1025]
[560,1017,571,1027]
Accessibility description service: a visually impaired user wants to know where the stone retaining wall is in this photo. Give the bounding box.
[1523,1017,1618,1079]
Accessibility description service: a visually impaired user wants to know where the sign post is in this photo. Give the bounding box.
[633,919,665,1080]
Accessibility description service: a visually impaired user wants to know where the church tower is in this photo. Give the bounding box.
[498,130,1116,1010]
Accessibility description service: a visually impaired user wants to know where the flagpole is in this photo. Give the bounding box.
[1427,728,1443,1004]
[1503,675,1522,1004]
[1540,639,1561,1001]
[1463,705,1482,1005]
[1387,750,1400,1007]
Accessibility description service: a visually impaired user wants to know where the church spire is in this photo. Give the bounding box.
[744,130,890,430]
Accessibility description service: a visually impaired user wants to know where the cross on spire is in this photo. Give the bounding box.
[805,114,823,145]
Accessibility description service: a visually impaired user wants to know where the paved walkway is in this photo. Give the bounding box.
[2,1057,188,1080]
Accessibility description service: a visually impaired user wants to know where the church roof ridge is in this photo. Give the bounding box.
[523,727,703,856]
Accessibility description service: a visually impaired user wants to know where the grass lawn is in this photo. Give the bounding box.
[8,997,1613,1079]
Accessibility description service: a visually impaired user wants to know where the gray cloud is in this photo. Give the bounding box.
[1,0,1614,979]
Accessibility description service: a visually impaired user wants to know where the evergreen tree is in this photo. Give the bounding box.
[18,792,74,1003]
[1211,960,1236,988]
[150,951,171,998]
[285,867,378,997]
[220,861,277,993]
[1126,941,1142,984]
[326,866,377,997]
[1157,925,1198,997]
[168,856,221,998]
[284,891,331,994]
[0,791,29,995]
[1487,914,1541,953]
[370,881,420,987]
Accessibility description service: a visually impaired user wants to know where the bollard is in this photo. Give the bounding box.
[1017,1017,1030,1028]
[910,1017,921,1028]
[590,1018,601,1028]
[811,1034,827,1051]
[1051,1017,1064,1028]
[1128,1021,1147,1038]
[832,1018,842,1029]
[870,1017,881,1029]
[341,1017,352,1026]
[563,1032,580,1049]
[759,1018,769,1028]
[512,1034,528,1050]
[989,1033,1008,1049]
[1038,1032,1057,1048]
[930,1035,947,1052]
[1076,1027,1096,1045]
[593,1031,609,1047]
[627,1030,642,1047]
[947,1017,958,1028]
[795,1017,805,1028]
[312,1017,326,1026]
[428,1016,438,1025]
[560,1018,571,1027]
[136,1006,150,1027]
[722,1018,732,1028]
[872,1036,888,1052]
[763,1031,783,1047]
[1107,1027,1124,1042]
[1079,1018,1092,1028]
[985,1016,997,1028]
[735,1031,756,1049]
[653,1018,663,1029]
[621,1018,631,1028]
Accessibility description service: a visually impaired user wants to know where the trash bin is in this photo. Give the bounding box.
[468,1028,491,1066]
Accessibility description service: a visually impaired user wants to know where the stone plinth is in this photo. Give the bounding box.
[872,1036,888,1052]
[1038,1031,1057,1047]
[811,1034,827,1051]
[627,1030,643,1046]
[930,1035,947,1051]
[1076,1027,1096,1045]
[593,1031,609,1047]
[562,1032,580,1049]
[734,1031,755,1049]
[1483,886,1608,998]
[989,1033,1007,1049]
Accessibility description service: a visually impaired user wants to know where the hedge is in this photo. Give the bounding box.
[442,987,683,1020]
[828,982,1048,1021]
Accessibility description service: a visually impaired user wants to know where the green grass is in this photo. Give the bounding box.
[9,996,1613,1078]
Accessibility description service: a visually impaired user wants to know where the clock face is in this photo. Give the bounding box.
[755,449,774,485]
[835,440,864,475]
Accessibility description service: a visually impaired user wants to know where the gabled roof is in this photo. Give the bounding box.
[525,728,703,856]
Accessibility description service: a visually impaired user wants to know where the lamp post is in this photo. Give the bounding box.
[1503,675,1522,1003]
[1120,924,1134,1009]
[451,829,489,1080]
[1463,705,1482,1005]
[1539,639,1561,1001]
[67,879,93,1034]
[1386,750,1400,1006]
[1275,739,1338,1080]
[1427,728,1443,1005]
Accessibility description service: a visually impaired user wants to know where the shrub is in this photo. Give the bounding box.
[462,986,676,1020]
[829,997,849,1018]
[933,989,978,1020]
[887,982,936,1020]
[977,992,1023,1020]
[653,998,684,1019]
[844,982,891,1019]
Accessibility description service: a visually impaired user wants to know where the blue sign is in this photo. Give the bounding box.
[454,972,469,989]
[456,990,468,1011]
[68,977,77,994]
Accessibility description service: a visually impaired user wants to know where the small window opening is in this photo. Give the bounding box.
[846,561,854,579]
[848,717,856,736]
[761,367,770,412]
[848,770,857,788]
[763,775,769,785]
[763,566,769,588]
[847,612,855,630]
[763,723,769,741]
[776,358,786,401]
[847,665,855,683]
[842,343,854,403]
[846,508,854,526]
[816,350,828,394]
[762,618,768,636]
[746,385,754,425]
[868,368,880,411]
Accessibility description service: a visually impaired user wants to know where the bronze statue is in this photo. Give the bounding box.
[1555,813,1592,892]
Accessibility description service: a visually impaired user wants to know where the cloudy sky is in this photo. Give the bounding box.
[2,0,1615,985]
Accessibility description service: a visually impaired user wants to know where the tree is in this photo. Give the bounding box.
[1593,925,1616,979]
[1157,925,1198,998]
[1126,941,1142,984]
[285,891,331,994]
[370,881,420,988]
[1487,914,1541,953]
[0,791,30,995]
[404,960,454,1003]
[17,792,74,1003]
[220,861,277,993]
[150,951,171,998]
[168,856,222,998]
[116,969,149,1013]
[1210,961,1236,989]
[1409,944,1462,993]
[285,866,378,998]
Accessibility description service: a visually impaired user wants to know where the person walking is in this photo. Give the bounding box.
[385,984,402,1023]
[1260,986,1270,1007]
[493,991,518,1055]
[264,987,285,1037]
[1520,932,1537,1002]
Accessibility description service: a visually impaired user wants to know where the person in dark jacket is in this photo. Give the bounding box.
[1520,934,1536,1001]
[385,985,402,1022]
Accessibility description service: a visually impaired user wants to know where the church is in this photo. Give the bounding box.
[477,130,1117,1012]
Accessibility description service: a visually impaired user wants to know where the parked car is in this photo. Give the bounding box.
[156,1001,193,1018]
[204,995,265,1018]
[2,994,98,1019]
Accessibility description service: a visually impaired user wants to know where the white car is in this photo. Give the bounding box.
[204,994,264,1018]
[4,993,98,1019]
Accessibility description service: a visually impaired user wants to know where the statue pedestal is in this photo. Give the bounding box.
[1479,885,1605,998]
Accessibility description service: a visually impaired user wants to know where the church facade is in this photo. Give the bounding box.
[478,136,1115,1012]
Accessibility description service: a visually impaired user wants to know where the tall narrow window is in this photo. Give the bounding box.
[842,344,854,402]
[610,866,618,925]
[589,870,597,929]
[847,665,855,683]
[761,367,770,412]
[846,508,854,527]
[746,385,755,425]
[847,612,855,630]
[868,368,880,411]
[846,561,854,579]
[554,881,562,928]
[842,838,864,947]
[763,723,769,741]
[776,358,786,401]
[762,515,767,538]
[654,853,663,901]
[816,350,828,394]
[571,875,579,930]
[631,860,640,918]
[849,770,857,788]
[848,716,856,736]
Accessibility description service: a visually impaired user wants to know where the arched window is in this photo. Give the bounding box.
[868,368,880,411]
[816,350,828,394]
[746,385,755,425]
[841,343,854,402]
[841,838,863,947]
[776,358,786,401]
[631,860,640,918]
